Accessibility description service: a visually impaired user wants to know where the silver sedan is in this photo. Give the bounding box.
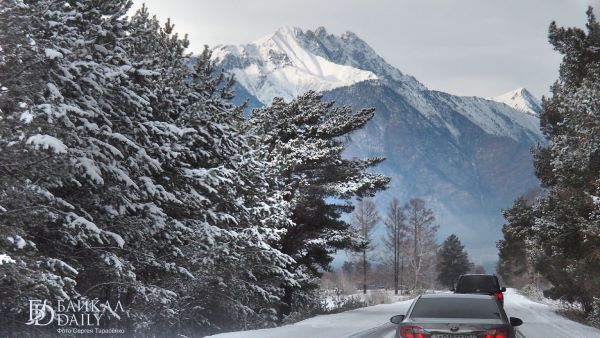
[390,293,523,338]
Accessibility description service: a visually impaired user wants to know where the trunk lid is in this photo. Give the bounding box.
[407,317,506,336]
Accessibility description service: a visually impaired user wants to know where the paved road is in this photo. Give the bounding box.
[348,288,600,338]
[210,289,600,338]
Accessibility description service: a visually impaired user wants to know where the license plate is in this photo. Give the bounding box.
[433,335,477,338]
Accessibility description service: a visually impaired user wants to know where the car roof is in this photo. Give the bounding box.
[419,293,495,299]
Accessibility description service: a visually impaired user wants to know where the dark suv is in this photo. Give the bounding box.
[453,274,506,305]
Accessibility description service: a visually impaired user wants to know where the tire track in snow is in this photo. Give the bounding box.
[347,322,396,338]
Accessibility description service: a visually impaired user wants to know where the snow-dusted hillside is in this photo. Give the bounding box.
[489,87,542,116]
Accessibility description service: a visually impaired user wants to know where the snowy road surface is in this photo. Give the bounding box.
[208,289,600,338]
[208,299,413,338]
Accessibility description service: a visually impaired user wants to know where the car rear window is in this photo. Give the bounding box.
[410,298,501,319]
[456,275,498,293]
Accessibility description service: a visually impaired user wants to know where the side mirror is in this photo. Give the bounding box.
[509,317,523,327]
[390,315,405,324]
[501,287,507,292]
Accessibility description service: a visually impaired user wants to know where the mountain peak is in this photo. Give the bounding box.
[212,27,378,104]
[314,26,328,37]
[296,28,426,91]
[515,87,527,94]
[253,25,300,44]
[212,27,428,104]
[340,30,359,40]
[489,87,541,116]
[274,25,302,36]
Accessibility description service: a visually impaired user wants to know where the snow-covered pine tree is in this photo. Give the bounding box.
[436,234,472,288]
[247,92,390,317]
[500,7,600,315]
[1,0,189,333]
[169,48,297,334]
[1,0,297,335]
[496,197,532,287]
[0,1,78,330]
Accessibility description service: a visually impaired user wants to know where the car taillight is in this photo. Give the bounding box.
[399,325,431,338]
[478,327,509,338]
[495,292,504,301]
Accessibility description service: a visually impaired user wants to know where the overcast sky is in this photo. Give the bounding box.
[130,0,599,99]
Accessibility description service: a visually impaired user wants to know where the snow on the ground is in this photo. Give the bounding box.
[323,289,413,310]
[209,288,600,338]
[207,297,415,338]
[503,288,600,338]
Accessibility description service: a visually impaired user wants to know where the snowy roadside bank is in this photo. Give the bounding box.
[503,288,600,338]
[323,289,414,310]
[206,297,415,338]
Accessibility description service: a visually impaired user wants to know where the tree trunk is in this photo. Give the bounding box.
[363,248,367,294]
[400,256,404,295]
[279,285,294,320]
[394,226,398,295]
[414,224,419,290]
[394,244,398,295]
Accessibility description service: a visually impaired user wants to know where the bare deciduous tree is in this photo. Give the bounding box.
[383,198,408,295]
[404,198,438,290]
[352,199,380,294]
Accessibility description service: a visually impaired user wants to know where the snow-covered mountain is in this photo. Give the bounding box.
[212,26,546,268]
[212,26,377,103]
[214,26,542,143]
[489,87,542,116]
